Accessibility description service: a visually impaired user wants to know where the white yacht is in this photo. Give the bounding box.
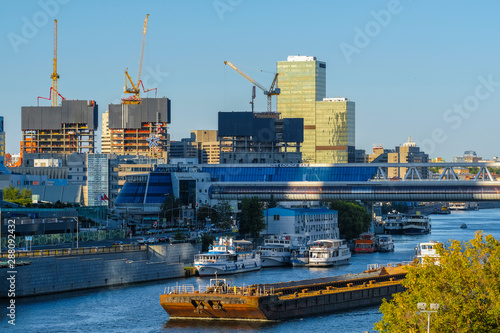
[307,239,351,267]
[194,238,261,277]
[377,234,395,252]
[259,234,307,267]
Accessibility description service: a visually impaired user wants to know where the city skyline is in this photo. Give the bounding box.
[2,0,500,160]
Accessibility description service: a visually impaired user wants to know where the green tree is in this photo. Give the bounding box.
[329,201,371,240]
[159,194,182,226]
[3,185,32,206]
[268,194,278,208]
[196,205,219,226]
[201,233,216,252]
[239,197,265,238]
[375,231,500,332]
[215,200,233,231]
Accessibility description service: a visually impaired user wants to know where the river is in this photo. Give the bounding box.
[2,209,500,333]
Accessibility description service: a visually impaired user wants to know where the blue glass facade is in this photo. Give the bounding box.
[145,173,174,203]
[201,166,378,182]
[115,172,174,205]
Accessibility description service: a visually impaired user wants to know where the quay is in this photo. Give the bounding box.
[0,242,200,297]
[160,264,407,321]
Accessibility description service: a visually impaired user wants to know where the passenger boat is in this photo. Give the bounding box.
[415,241,440,265]
[259,234,307,268]
[383,212,405,234]
[194,238,261,277]
[290,246,309,267]
[354,232,378,253]
[402,213,431,235]
[307,239,351,267]
[449,202,479,211]
[377,234,395,252]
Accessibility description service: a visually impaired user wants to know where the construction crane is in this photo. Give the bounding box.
[37,19,65,106]
[123,14,151,105]
[224,61,280,113]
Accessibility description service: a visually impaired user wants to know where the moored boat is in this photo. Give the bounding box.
[259,234,306,268]
[377,234,395,252]
[354,232,378,253]
[307,239,351,267]
[416,240,440,265]
[402,213,431,235]
[383,212,405,234]
[194,238,261,277]
[290,246,309,267]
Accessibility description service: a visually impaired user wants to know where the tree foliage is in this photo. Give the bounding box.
[201,233,216,252]
[239,197,265,238]
[375,231,500,332]
[196,205,219,225]
[268,194,278,208]
[3,185,32,206]
[215,200,233,231]
[328,201,371,240]
[159,194,182,225]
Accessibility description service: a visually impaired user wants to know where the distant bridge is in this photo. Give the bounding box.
[209,162,500,202]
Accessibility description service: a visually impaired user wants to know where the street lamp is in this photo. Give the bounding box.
[417,302,439,333]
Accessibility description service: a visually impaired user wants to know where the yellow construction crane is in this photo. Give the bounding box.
[224,61,280,113]
[123,14,149,105]
[50,19,60,107]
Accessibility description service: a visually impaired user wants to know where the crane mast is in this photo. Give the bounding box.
[224,61,280,113]
[50,19,60,107]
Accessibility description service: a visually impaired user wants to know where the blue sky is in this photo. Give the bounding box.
[2,0,500,160]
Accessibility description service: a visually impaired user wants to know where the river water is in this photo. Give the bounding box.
[2,209,500,333]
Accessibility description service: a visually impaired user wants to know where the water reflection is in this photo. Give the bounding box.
[163,318,278,331]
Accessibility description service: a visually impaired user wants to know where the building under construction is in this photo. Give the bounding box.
[21,100,98,155]
[108,97,171,157]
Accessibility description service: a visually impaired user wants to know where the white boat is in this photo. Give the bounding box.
[449,202,479,211]
[416,241,440,265]
[194,238,261,277]
[290,246,309,267]
[383,213,405,234]
[402,214,431,235]
[307,239,351,267]
[259,234,307,268]
[377,235,395,252]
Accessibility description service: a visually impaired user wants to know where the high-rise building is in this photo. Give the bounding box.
[107,98,170,158]
[21,100,98,154]
[277,56,355,163]
[101,111,111,154]
[0,116,5,157]
[191,130,223,164]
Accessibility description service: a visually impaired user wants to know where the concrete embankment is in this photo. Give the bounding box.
[0,243,201,297]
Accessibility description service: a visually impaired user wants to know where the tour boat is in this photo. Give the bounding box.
[383,213,405,234]
[416,241,441,265]
[259,234,307,267]
[307,239,351,267]
[354,232,378,253]
[377,234,395,252]
[402,214,431,235]
[194,238,261,277]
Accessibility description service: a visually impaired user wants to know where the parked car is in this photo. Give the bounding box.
[147,237,158,244]
[112,241,124,247]
[158,237,169,243]
[137,237,146,245]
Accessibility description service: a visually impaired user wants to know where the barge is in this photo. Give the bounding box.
[160,264,407,321]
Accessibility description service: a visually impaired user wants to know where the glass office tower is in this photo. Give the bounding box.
[277,56,355,163]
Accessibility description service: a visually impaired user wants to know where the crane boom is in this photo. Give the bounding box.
[224,61,280,112]
[137,14,149,87]
[50,19,60,107]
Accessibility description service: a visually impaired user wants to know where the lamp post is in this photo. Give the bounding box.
[417,302,439,333]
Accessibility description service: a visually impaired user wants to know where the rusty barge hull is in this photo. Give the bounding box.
[160,266,407,321]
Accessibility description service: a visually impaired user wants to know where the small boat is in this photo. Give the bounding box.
[259,234,306,267]
[290,246,309,267]
[194,237,261,277]
[460,223,467,229]
[307,239,351,267]
[415,241,441,265]
[354,232,378,253]
[377,234,395,252]
[432,206,451,215]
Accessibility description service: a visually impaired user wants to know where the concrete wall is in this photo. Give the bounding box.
[0,243,201,297]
